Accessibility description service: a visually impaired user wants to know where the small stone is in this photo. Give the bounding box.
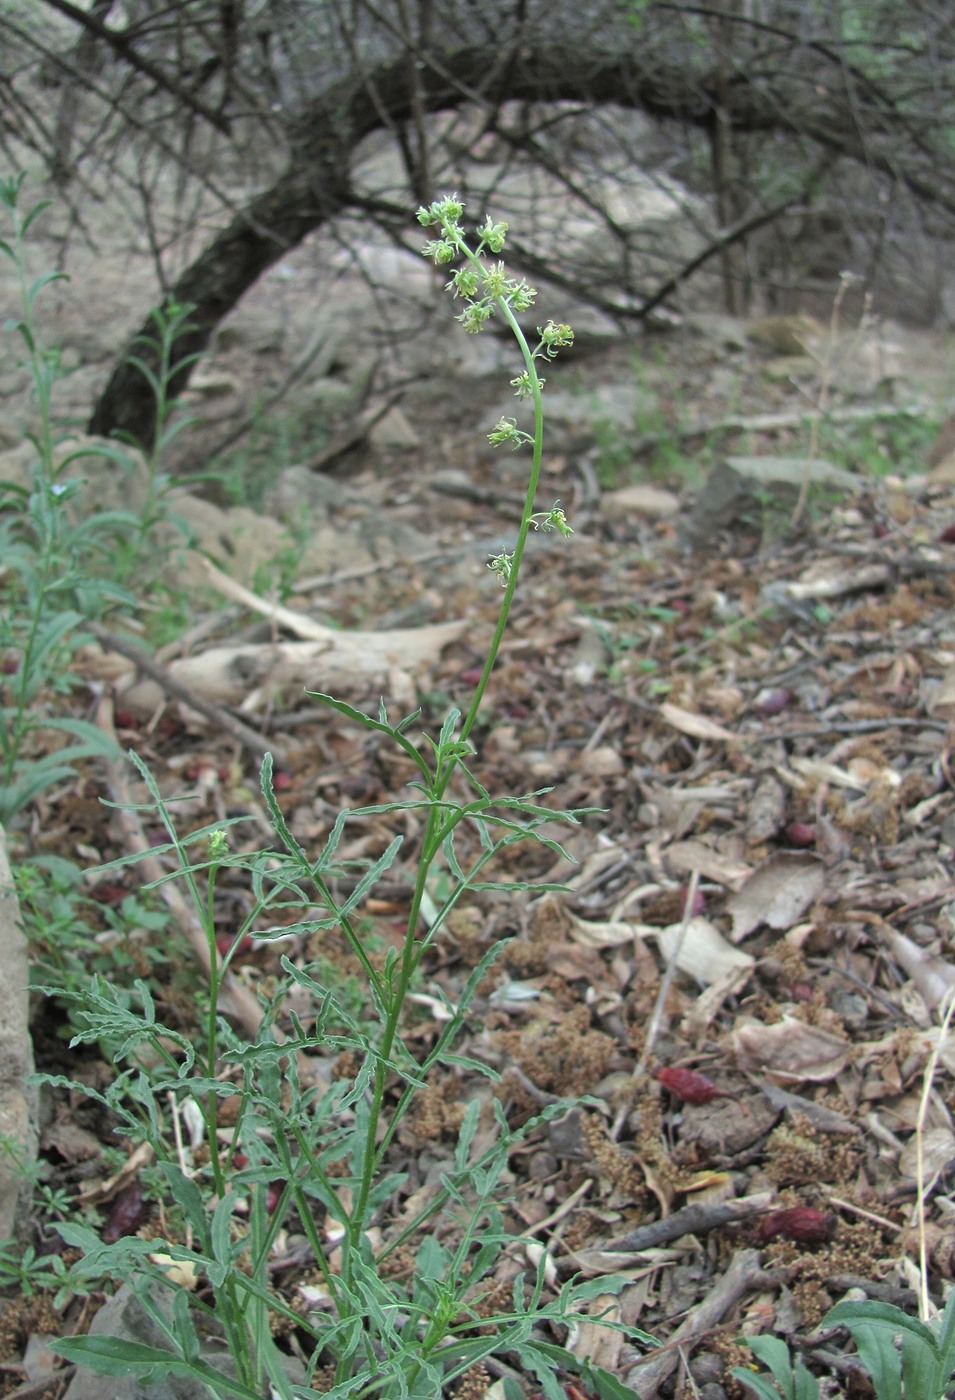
[603,484,680,517]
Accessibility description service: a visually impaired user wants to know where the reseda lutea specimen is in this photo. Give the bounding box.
[417,194,574,738]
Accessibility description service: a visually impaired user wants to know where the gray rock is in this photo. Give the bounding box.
[61,1286,215,1400]
[680,455,858,546]
[62,1284,307,1400]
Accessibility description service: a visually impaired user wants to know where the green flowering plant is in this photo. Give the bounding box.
[47,196,651,1400]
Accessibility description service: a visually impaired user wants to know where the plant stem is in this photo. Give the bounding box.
[459,302,544,746]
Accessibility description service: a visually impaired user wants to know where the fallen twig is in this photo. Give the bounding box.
[606,1191,774,1254]
[624,1248,773,1396]
[86,621,288,766]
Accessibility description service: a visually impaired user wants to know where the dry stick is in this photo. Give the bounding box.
[624,1248,770,1397]
[606,1191,775,1254]
[914,988,955,1320]
[611,869,701,1141]
[198,558,337,642]
[87,620,288,767]
[95,696,264,1040]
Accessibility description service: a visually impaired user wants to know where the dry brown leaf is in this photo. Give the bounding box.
[652,916,755,986]
[659,701,739,744]
[569,1294,625,1371]
[665,839,752,890]
[746,774,787,846]
[898,1126,955,1185]
[725,851,826,941]
[569,914,638,948]
[858,913,955,1012]
[732,1014,850,1082]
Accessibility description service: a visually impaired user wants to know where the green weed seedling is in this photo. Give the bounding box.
[46,197,654,1400]
[734,1291,955,1400]
[0,173,198,821]
[0,175,130,821]
[732,1333,819,1400]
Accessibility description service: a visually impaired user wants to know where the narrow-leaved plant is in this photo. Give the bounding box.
[733,1293,955,1400]
[47,197,653,1399]
[0,173,196,821]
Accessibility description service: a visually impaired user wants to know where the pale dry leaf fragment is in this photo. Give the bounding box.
[927,662,955,720]
[782,561,893,601]
[665,839,753,890]
[732,1015,850,1083]
[568,913,638,948]
[568,1293,625,1371]
[898,1126,955,1186]
[787,755,867,791]
[746,774,788,846]
[653,916,754,986]
[659,701,739,744]
[920,1026,955,1077]
[862,914,955,1013]
[725,851,826,942]
[150,1254,199,1289]
[681,964,755,1033]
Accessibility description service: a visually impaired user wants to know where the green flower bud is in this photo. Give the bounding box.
[478,217,508,253]
[207,829,230,859]
[487,551,513,584]
[423,238,457,265]
[482,260,512,298]
[487,416,531,449]
[447,266,479,299]
[538,320,574,358]
[509,281,536,312]
[456,300,493,333]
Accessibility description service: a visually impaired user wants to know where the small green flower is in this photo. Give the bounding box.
[456,300,494,333]
[509,280,536,312]
[487,551,513,585]
[477,216,508,253]
[447,266,479,299]
[418,194,465,229]
[481,260,512,298]
[531,502,573,536]
[487,416,532,449]
[423,237,457,265]
[510,371,537,399]
[538,320,575,357]
[207,829,230,860]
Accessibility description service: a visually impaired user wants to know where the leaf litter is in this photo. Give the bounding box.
[7,420,955,1399]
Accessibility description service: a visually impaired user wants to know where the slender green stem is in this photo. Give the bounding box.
[459,304,544,747]
[203,860,227,1200]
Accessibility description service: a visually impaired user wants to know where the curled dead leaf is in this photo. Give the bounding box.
[659,701,739,744]
[725,851,826,941]
[732,1014,849,1082]
[898,1126,955,1186]
[653,916,755,986]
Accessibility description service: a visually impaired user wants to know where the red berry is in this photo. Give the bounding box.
[784,821,816,847]
[757,1206,835,1246]
[654,1066,729,1105]
[753,688,794,716]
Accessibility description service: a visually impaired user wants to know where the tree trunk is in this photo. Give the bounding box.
[87,40,946,447]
